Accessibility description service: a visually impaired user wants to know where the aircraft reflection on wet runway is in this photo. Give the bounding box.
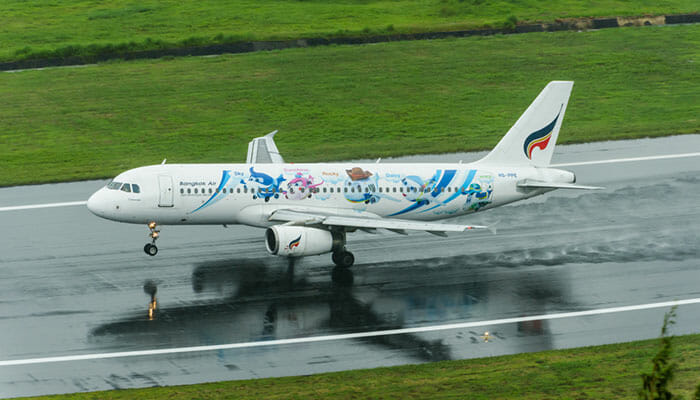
[90,253,572,361]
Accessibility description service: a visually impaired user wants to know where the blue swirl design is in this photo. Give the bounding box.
[190,170,232,213]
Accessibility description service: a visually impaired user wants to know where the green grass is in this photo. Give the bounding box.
[21,333,700,399]
[0,0,697,63]
[1,24,699,187]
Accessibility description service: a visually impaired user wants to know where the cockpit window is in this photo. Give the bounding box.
[107,181,140,193]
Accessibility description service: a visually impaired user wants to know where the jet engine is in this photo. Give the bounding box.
[265,225,344,257]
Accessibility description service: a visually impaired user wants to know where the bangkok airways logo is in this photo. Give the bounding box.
[288,235,301,250]
[523,106,562,160]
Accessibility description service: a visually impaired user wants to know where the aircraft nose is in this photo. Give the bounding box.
[87,188,109,218]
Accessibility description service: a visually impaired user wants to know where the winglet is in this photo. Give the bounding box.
[246,130,285,164]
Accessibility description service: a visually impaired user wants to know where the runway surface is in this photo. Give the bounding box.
[1,135,699,398]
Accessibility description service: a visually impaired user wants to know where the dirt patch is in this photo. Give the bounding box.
[617,16,666,27]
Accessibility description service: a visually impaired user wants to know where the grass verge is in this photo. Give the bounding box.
[20,333,700,399]
[0,0,698,64]
[1,24,699,187]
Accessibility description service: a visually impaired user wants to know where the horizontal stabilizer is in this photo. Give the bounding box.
[517,180,603,190]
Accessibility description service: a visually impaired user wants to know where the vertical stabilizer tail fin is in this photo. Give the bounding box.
[479,81,573,167]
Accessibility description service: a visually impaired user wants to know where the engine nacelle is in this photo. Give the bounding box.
[265,226,344,257]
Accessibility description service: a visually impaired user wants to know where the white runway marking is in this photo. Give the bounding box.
[0,201,87,212]
[552,152,700,167]
[2,297,699,367]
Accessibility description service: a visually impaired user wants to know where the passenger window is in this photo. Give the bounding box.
[121,183,131,193]
[210,188,213,194]
[180,188,184,194]
[393,187,397,193]
[237,188,240,193]
[187,188,191,194]
[132,184,140,193]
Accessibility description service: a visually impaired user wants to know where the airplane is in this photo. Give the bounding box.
[86,81,602,268]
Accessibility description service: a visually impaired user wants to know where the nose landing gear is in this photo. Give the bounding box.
[144,221,160,256]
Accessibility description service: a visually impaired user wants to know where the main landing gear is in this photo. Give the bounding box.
[332,249,355,268]
[144,221,160,256]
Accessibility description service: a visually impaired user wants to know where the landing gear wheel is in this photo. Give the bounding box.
[144,243,158,256]
[332,250,354,268]
[145,221,160,256]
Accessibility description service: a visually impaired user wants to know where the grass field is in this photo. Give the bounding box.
[0,0,697,63]
[21,333,700,399]
[1,24,698,187]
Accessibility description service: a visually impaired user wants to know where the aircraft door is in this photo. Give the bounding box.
[158,175,174,207]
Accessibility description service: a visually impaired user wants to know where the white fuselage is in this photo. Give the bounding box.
[87,162,574,227]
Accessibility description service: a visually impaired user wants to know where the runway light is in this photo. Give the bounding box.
[481,331,491,342]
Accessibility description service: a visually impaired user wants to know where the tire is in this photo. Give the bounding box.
[340,251,354,268]
[332,251,354,268]
[144,243,158,256]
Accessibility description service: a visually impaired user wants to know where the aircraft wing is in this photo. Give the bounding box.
[268,209,489,236]
[246,130,284,164]
[517,180,603,190]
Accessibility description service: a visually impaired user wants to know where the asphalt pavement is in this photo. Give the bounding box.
[1,135,699,398]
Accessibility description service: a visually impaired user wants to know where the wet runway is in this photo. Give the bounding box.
[1,135,700,398]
